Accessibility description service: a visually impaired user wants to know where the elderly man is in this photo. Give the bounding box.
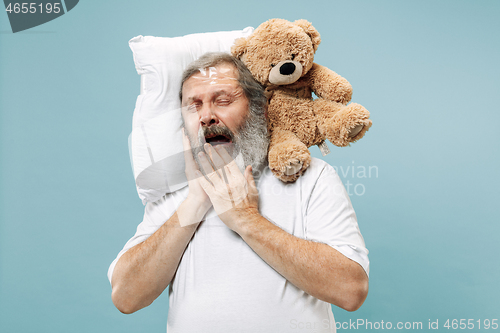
[109,52,369,332]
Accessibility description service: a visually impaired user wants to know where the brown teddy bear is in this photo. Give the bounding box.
[232,18,372,182]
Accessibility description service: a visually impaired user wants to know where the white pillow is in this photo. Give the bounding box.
[128,27,255,204]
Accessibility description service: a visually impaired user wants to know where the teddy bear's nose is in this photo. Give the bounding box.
[280,62,296,76]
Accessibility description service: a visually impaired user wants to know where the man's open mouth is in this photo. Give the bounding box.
[205,134,232,145]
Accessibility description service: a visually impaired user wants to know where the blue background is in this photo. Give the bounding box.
[1,1,499,332]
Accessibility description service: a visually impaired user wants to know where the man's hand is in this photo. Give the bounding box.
[180,128,212,226]
[196,143,260,232]
[193,144,368,312]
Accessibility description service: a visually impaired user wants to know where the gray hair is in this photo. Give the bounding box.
[179,52,267,122]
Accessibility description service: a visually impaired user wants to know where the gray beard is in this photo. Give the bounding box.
[186,113,268,176]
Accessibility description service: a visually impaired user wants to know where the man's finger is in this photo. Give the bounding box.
[245,166,256,188]
[198,151,220,179]
[182,128,198,179]
[214,145,245,180]
[195,170,212,192]
[182,128,194,159]
[204,143,226,173]
[214,144,235,166]
[245,166,258,194]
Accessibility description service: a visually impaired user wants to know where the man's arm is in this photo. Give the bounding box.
[237,212,368,311]
[110,197,205,314]
[111,129,212,314]
[197,143,368,311]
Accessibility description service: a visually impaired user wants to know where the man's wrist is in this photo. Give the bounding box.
[178,196,211,227]
[186,194,212,213]
[230,208,263,236]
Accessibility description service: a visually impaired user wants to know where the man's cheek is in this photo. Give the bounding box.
[182,116,198,136]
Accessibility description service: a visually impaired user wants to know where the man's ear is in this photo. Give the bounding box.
[294,19,321,52]
[231,37,248,59]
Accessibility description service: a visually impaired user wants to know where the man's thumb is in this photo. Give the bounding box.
[245,166,257,189]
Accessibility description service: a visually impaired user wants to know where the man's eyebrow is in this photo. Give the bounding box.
[183,95,201,107]
[212,88,233,96]
[214,88,243,98]
[183,88,240,105]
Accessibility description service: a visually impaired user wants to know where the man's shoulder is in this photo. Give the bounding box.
[257,157,337,186]
[304,157,337,180]
[309,157,329,169]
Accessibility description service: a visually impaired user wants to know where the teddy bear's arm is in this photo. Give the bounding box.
[308,63,353,105]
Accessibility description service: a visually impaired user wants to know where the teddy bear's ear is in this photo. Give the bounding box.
[231,37,247,59]
[294,19,321,52]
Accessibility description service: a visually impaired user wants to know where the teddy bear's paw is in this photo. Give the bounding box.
[346,118,372,143]
[270,160,306,183]
[348,124,364,138]
[284,161,303,176]
[270,157,310,183]
[268,144,311,183]
[325,103,372,147]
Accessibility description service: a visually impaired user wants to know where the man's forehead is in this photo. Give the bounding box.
[187,64,238,85]
[194,63,237,78]
[182,64,240,99]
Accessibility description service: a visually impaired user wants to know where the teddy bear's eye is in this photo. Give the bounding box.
[291,54,296,61]
[270,64,275,68]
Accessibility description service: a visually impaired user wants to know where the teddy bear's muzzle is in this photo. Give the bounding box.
[268,60,303,85]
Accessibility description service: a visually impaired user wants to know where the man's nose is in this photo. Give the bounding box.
[199,104,219,126]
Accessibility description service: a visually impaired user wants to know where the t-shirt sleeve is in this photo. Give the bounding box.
[304,162,369,276]
[107,188,187,284]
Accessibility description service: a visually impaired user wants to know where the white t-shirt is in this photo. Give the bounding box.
[108,157,369,332]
